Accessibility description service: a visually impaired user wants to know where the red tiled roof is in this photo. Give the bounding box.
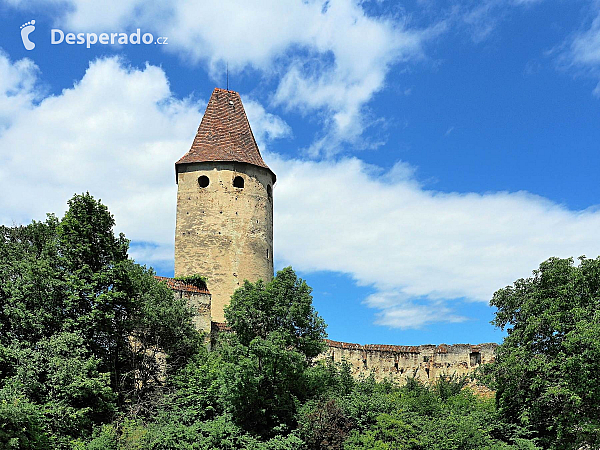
[176,88,275,181]
[154,276,210,294]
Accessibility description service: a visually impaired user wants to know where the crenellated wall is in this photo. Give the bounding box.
[319,339,497,383]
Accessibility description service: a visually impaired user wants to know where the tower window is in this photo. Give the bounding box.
[267,184,272,199]
[198,175,209,188]
[233,176,244,188]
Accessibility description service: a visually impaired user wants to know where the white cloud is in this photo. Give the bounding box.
[269,2,442,156]
[462,0,502,43]
[242,98,292,150]
[0,51,39,130]
[5,0,442,154]
[267,154,600,329]
[570,15,600,66]
[459,0,545,44]
[363,291,467,330]
[560,3,600,96]
[373,303,467,330]
[0,54,201,270]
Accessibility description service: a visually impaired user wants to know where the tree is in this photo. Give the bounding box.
[225,266,327,359]
[216,267,327,436]
[0,193,201,447]
[0,388,50,450]
[489,256,600,449]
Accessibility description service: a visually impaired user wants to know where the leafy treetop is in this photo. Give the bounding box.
[489,256,600,450]
[224,266,327,359]
[0,193,201,448]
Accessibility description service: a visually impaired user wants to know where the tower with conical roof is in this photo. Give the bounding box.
[175,88,275,323]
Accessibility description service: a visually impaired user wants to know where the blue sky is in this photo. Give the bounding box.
[1,0,599,345]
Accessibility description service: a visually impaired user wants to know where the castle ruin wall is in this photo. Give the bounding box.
[319,339,497,383]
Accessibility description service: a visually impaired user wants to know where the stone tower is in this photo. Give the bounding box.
[174,88,275,323]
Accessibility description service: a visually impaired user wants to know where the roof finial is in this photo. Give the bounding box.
[226,62,229,91]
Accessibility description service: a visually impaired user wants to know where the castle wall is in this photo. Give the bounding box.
[156,276,212,334]
[175,161,274,322]
[319,339,497,383]
[175,290,212,334]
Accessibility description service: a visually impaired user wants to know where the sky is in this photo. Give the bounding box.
[1,0,599,346]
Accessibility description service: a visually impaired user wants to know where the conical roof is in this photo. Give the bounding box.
[176,88,275,181]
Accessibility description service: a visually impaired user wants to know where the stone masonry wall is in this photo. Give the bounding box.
[177,290,211,334]
[156,276,212,334]
[175,161,274,322]
[319,339,497,383]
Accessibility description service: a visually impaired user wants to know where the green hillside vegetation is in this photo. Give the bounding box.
[1,194,598,449]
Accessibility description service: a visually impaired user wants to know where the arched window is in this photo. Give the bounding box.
[267,184,272,199]
[233,176,244,188]
[198,175,209,188]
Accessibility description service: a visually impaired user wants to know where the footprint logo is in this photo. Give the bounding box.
[20,20,36,50]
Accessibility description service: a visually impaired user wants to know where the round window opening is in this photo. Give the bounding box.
[198,175,209,188]
[267,184,272,199]
[233,176,244,188]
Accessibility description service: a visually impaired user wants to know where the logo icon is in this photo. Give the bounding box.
[20,20,36,50]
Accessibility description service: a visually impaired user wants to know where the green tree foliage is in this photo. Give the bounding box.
[4,194,569,449]
[84,367,537,450]
[154,347,226,427]
[432,374,470,401]
[300,397,354,449]
[174,274,208,290]
[123,359,352,449]
[139,268,330,445]
[225,267,327,359]
[0,389,50,449]
[487,256,600,449]
[0,193,201,447]
[299,374,539,450]
[217,267,327,436]
[82,263,536,449]
[219,331,311,435]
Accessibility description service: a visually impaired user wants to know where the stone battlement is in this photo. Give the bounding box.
[319,339,497,383]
